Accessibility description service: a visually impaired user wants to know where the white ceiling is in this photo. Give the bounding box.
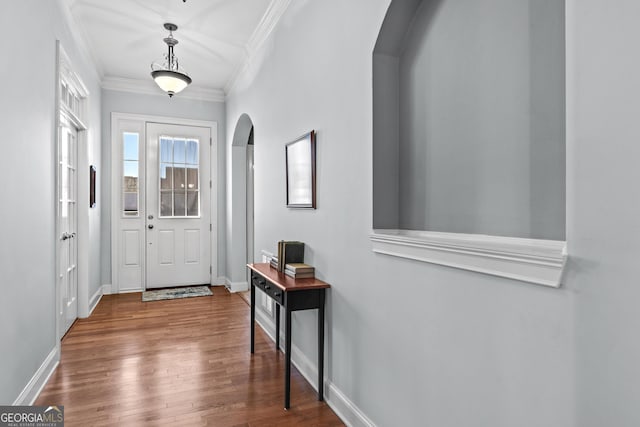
[64,0,289,99]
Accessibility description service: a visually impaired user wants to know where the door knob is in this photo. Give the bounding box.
[148,224,154,229]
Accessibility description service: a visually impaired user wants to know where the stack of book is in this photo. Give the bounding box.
[276,240,305,272]
[269,256,279,270]
[284,263,315,279]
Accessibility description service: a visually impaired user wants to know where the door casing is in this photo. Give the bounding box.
[110,113,218,293]
[55,41,90,345]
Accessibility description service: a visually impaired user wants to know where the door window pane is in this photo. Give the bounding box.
[173,139,186,163]
[160,191,173,217]
[187,167,199,190]
[187,191,199,216]
[160,163,173,190]
[122,132,139,216]
[160,138,172,162]
[174,166,186,190]
[174,192,186,217]
[124,193,138,214]
[186,140,198,164]
[124,162,138,191]
[159,136,200,217]
[124,134,138,161]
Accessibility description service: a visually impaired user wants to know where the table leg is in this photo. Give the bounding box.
[250,282,255,354]
[318,289,325,401]
[275,303,281,351]
[284,307,292,409]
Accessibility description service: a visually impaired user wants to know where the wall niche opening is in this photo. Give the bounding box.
[372,0,567,286]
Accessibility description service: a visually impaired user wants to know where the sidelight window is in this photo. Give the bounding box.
[122,132,139,216]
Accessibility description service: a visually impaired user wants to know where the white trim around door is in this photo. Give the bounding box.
[55,41,90,345]
[110,113,218,293]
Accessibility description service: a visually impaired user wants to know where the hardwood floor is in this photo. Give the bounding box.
[36,286,344,426]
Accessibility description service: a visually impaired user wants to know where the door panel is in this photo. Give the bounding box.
[185,230,200,263]
[146,123,211,288]
[123,230,141,266]
[158,230,175,265]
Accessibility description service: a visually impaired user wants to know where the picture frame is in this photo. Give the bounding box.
[89,165,96,208]
[285,130,316,209]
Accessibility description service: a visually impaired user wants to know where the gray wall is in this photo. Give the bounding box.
[570,0,640,425]
[226,1,573,425]
[100,89,226,286]
[0,0,102,404]
[374,0,565,239]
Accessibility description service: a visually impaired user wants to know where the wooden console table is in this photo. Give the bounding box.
[247,263,330,410]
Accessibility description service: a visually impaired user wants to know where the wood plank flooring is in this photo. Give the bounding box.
[36,286,344,426]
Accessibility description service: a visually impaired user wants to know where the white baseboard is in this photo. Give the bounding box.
[261,249,274,262]
[213,276,227,286]
[254,306,278,340]
[224,277,249,293]
[88,286,103,316]
[119,288,144,294]
[13,347,60,406]
[102,284,112,295]
[253,309,375,427]
[324,380,377,427]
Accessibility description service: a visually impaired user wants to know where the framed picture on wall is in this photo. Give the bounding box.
[89,165,97,208]
[286,130,316,209]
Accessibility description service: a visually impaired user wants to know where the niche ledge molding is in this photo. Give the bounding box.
[371,229,567,287]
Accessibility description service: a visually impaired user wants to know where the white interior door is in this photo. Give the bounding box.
[58,114,78,337]
[145,123,211,288]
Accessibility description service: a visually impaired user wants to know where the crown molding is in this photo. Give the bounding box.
[102,76,225,103]
[246,0,293,55]
[58,0,104,81]
[59,0,290,100]
[225,0,292,95]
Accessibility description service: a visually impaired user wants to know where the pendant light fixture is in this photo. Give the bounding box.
[151,23,192,97]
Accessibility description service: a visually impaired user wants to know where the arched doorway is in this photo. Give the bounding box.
[228,114,254,291]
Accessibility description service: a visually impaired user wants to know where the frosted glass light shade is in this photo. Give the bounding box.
[151,70,192,97]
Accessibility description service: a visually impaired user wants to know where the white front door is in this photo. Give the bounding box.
[145,123,211,288]
[58,114,78,337]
